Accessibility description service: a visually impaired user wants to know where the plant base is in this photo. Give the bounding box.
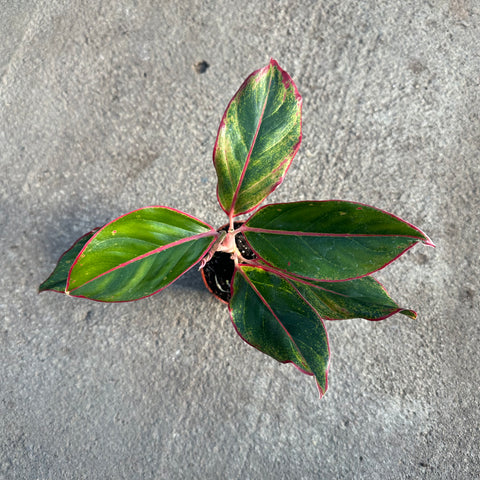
[201,222,255,303]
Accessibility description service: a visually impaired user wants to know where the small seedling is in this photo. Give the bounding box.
[40,59,434,397]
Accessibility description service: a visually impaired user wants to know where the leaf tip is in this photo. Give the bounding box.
[266,56,280,68]
[401,309,417,320]
[38,284,53,294]
[316,377,328,399]
[423,236,436,248]
[412,224,434,248]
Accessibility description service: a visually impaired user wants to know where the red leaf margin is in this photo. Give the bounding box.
[238,200,435,282]
[213,58,303,219]
[65,206,218,303]
[245,264,418,321]
[228,263,331,398]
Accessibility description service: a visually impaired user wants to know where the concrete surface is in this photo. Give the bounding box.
[1,1,479,478]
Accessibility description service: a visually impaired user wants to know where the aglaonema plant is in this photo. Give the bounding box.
[40,59,434,398]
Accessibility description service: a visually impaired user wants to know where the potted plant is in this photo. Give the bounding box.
[40,59,434,397]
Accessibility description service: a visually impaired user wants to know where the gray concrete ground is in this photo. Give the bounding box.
[1,1,479,478]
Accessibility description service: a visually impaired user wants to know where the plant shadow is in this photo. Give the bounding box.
[170,266,209,296]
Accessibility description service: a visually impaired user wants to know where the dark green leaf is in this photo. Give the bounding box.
[39,228,100,293]
[229,265,330,396]
[243,201,434,281]
[280,271,417,320]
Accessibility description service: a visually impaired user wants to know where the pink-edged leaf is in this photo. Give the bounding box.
[66,207,216,302]
[214,59,302,217]
[259,266,417,320]
[242,201,434,281]
[39,228,101,293]
[229,264,330,397]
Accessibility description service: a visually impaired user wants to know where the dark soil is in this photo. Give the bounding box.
[201,222,256,303]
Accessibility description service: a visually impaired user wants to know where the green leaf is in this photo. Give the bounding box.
[276,271,417,320]
[243,201,434,281]
[229,265,330,396]
[39,228,100,293]
[66,207,216,302]
[214,59,302,217]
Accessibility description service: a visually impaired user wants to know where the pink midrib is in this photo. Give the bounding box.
[228,71,273,218]
[66,230,216,293]
[236,266,311,373]
[242,225,426,239]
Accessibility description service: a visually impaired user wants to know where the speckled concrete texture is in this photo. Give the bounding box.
[1,1,479,478]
